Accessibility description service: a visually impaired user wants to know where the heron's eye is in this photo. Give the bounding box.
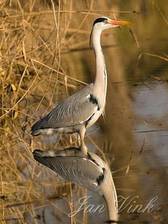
[102,18,108,24]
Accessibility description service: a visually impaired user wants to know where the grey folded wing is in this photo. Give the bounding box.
[32,84,98,132]
[33,149,104,191]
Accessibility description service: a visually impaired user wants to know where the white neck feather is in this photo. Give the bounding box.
[92,26,107,107]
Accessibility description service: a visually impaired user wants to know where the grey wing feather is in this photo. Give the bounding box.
[32,84,97,132]
[33,149,103,191]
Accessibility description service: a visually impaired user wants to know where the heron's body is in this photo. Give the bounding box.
[33,148,118,223]
[31,83,104,135]
[31,17,129,155]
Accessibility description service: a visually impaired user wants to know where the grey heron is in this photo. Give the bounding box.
[31,16,129,155]
[33,147,119,223]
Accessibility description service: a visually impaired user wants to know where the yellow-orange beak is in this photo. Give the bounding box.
[107,18,130,27]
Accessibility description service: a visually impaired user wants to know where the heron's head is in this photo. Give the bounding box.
[93,16,129,31]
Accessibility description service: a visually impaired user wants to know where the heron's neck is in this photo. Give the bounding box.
[102,167,119,223]
[92,27,107,105]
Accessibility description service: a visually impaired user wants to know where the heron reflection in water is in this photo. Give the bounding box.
[33,147,118,223]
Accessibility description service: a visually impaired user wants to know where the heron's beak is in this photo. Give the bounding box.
[107,18,130,27]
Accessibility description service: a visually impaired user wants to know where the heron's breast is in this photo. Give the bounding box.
[86,108,103,128]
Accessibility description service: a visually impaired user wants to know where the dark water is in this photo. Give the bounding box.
[133,82,168,223]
